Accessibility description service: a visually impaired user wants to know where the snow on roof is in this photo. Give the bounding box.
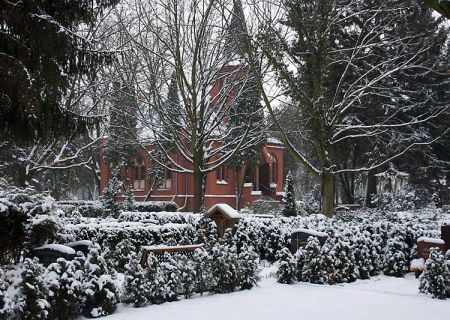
[34,244,76,255]
[417,237,445,244]
[291,228,328,238]
[207,203,241,219]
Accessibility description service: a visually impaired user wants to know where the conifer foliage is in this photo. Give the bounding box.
[383,234,410,277]
[122,252,149,308]
[419,248,450,299]
[82,246,118,318]
[282,171,297,217]
[46,258,83,320]
[0,0,119,141]
[276,248,297,284]
[101,169,122,218]
[16,258,51,320]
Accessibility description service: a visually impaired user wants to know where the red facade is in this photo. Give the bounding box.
[99,64,285,210]
[99,140,284,211]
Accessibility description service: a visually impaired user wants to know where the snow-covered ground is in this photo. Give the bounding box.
[99,266,449,320]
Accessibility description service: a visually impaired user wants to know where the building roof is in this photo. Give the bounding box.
[207,203,241,219]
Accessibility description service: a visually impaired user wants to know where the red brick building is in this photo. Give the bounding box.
[99,139,284,211]
[98,0,285,211]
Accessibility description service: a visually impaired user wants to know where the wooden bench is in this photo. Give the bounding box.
[140,244,204,268]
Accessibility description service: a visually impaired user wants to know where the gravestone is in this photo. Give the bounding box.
[290,228,328,254]
[32,244,77,266]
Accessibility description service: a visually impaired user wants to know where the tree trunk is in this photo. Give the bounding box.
[16,165,29,188]
[234,165,244,210]
[193,169,205,213]
[365,169,377,208]
[320,172,335,217]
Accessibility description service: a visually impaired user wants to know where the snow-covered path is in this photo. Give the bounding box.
[101,272,449,320]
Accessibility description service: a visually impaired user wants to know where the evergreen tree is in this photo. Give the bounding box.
[104,82,138,168]
[383,235,410,277]
[102,168,122,218]
[211,242,240,293]
[145,253,166,304]
[294,248,306,281]
[319,238,337,285]
[177,255,197,299]
[46,258,83,320]
[122,186,135,212]
[0,268,9,319]
[82,246,118,318]
[0,0,118,141]
[122,252,149,308]
[159,253,181,302]
[302,236,326,284]
[276,248,297,284]
[282,171,297,217]
[109,239,137,273]
[16,258,50,320]
[192,247,214,295]
[419,248,450,299]
[238,244,260,290]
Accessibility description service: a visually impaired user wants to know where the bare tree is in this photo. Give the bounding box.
[112,0,265,212]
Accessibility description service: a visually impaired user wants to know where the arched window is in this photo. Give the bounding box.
[270,154,277,184]
[134,156,146,190]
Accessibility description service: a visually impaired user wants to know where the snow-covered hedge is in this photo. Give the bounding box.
[58,219,200,253]
[58,200,178,218]
[122,237,260,309]
[273,209,444,286]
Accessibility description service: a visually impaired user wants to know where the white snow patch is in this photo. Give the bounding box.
[291,228,327,238]
[34,244,76,255]
[416,237,445,244]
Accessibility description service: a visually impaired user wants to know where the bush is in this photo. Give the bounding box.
[122,252,149,308]
[302,237,327,284]
[383,234,410,277]
[238,244,260,290]
[0,204,27,265]
[28,217,59,250]
[0,268,8,319]
[276,248,297,284]
[82,245,118,318]
[15,258,51,320]
[282,171,297,217]
[46,258,83,319]
[419,248,450,299]
[132,201,178,213]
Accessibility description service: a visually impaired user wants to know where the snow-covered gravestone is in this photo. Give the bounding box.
[290,228,327,254]
[32,244,77,266]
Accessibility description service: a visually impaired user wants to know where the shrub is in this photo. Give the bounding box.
[122,252,149,308]
[302,237,327,284]
[238,244,260,290]
[101,171,122,218]
[28,217,59,250]
[419,248,450,299]
[15,258,51,320]
[46,258,83,319]
[383,235,410,277]
[282,171,297,217]
[276,248,297,284]
[82,245,118,318]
